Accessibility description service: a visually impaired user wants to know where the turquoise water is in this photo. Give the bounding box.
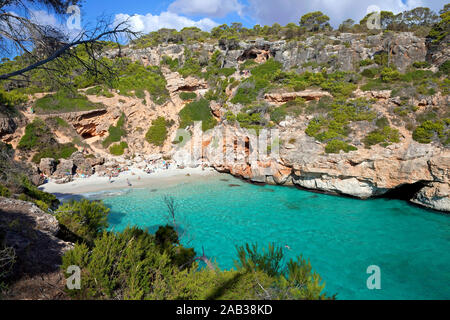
[85,174,450,300]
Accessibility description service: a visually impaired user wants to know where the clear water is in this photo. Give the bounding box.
[84,174,450,300]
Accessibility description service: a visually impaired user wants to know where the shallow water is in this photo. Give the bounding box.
[85,174,450,300]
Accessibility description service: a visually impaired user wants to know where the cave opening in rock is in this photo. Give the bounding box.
[382,181,427,201]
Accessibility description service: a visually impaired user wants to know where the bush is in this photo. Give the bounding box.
[0,184,11,197]
[161,55,179,71]
[62,228,331,300]
[113,63,169,105]
[361,68,379,78]
[325,139,357,154]
[364,126,400,147]
[270,106,288,124]
[413,120,446,144]
[146,117,168,146]
[412,61,431,69]
[439,60,450,75]
[35,89,100,114]
[179,92,197,101]
[18,118,77,163]
[31,143,78,164]
[56,199,110,243]
[179,99,217,131]
[103,113,126,148]
[109,142,128,156]
[380,67,401,82]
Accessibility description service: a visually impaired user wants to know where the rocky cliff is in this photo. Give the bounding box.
[2,32,449,212]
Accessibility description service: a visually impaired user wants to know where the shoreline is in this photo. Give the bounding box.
[39,166,222,198]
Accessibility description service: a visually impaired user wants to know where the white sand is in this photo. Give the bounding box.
[39,166,222,197]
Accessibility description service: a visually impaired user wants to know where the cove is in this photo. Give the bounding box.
[84,174,450,300]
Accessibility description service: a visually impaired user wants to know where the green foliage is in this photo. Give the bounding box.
[439,60,450,75]
[179,99,217,131]
[364,126,401,147]
[62,229,331,300]
[412,61,431,69]
[178,49,203,78]
[235,243,284,277]
[299,11,331,32]
[270,106,288,124]
[0,89,27,115]
[359,59,375,67]
[85,85,114,98]
[109,142,128,156]
[380,67,401,82]
[103,113,127,148]
[20,176,59,209]
[18,118,77,163]
[239,59,258,71]
[113,62,169,105]
[428,9,449,43]
[0,184,11,197]
[161,55,179,71]
[146,117,168,146]
[325,139,357,154]
[413,120,448,144]
[361,67,379,78]
[179,91,197,101]
[35,89,100,114]
[32,143,78,164]
[231,59,282,105]
[56,199,110,244]
[306,98,376,148]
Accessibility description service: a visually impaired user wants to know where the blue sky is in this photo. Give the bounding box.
[12,0,450,33]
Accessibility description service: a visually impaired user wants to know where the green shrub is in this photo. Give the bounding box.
[109,142,128,156]
[102,113,126,148]
[179,99,217,131]
[85,85,114,98]
[325,139,357,154]
[62,228,331,300]
[18,118,77,163]
[35,89,100,114]
[380,67,401,82]
[412,61,431,69]
[270,106,288,124]
[113,63,169,105]
[31,143,78,164]
[0,184,11,197]
[146,117,168,146]
[20,176,59,209]
[179,92,197,101]
[439,60,450,75]
[359,59,374,67]
[56,199,110,243]
[161,55,179,71]
[364,126,400,147]
[239,59,258,71]
[361,68,379,78]
[413,120,446,144]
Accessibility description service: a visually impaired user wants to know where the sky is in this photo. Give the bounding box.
[10,0,450,34]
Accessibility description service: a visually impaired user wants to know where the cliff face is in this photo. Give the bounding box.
[2,32,449,212]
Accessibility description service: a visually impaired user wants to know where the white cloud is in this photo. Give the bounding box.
[168,0,244,18]
[114,11,218,33]
[246,0,448,27]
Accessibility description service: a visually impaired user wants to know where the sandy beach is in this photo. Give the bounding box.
[39,166,223,198]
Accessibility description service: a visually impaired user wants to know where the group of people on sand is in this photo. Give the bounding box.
[143,159,172,175]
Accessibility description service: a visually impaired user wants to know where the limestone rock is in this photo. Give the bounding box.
[39,158,57,176]
[0,197,73,278]
[411,183,450,212]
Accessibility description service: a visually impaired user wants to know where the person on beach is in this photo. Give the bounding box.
[127,179,132,187]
